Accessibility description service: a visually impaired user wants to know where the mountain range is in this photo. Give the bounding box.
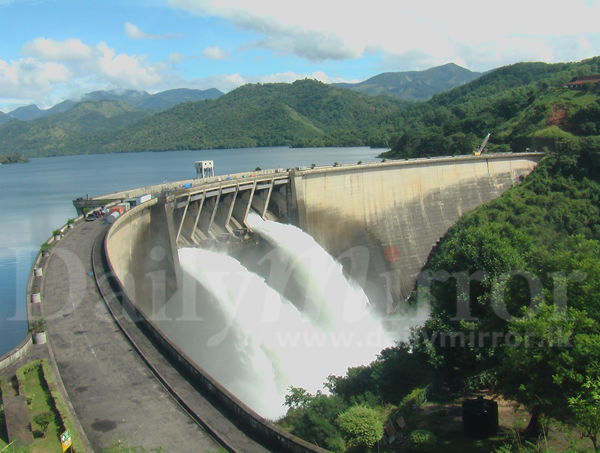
[1,63,479,126]
[1,88,223,123]
[0,80,405,157]
[332,63,482,101]
[2,59,599,159]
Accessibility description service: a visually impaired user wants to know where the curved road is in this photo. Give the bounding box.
[42,220,222,452]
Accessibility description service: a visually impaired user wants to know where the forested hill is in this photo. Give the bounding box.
[0,101,151,157]
[16,79,404,156]
[332,62,482,101]
[381,57,600,158]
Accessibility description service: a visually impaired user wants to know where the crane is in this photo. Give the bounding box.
[474,133,490,156]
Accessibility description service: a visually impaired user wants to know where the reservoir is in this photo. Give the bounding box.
[0,146,381,356]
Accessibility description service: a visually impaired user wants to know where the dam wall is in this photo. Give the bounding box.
[291,153,544,309]
[102,152,543,453]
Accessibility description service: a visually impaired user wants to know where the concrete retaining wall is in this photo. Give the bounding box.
[291,153,543,311]
[0,335,32,372]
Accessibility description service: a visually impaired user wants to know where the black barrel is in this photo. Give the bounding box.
[462,397,498,439]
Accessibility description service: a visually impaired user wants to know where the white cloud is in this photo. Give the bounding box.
[21,38,94,62]
[42,62,70,83]
[580,36,591,50]
[96,42,165,87]
[169,0,360,61]
[124,22,180,40]
[178,70,355,94]
[0,57,70,103]
[167,52,186,65]
[252,70,352,85]
[203,46,230,61]
[169,0,600,70]
[2,37,174,109]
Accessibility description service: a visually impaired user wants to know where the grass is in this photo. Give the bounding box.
[37,361,84,453]
[0,443,31,453]
[17,361,63,452]
[0,377,10,449]
[0,360,84,453]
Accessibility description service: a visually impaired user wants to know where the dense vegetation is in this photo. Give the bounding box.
[0,153,28,164]
[0,100,151,157]
[71,79,404,154]
[0,80,403,157]
[381,57,600,159]
[276,137,600,452]
[333,62,481,101]
[418,136,600,400]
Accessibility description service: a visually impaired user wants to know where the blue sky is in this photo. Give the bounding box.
[1,0,599,112]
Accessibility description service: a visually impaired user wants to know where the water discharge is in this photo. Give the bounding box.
[174,214,395,419]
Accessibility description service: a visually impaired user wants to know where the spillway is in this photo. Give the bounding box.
[166,213,395,419]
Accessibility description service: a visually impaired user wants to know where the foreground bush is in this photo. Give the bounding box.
[410,429,437,452]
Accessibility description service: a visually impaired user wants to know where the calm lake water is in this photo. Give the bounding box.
[0,146,382,356]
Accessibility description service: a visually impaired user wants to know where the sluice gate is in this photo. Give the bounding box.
[167,173,291,252]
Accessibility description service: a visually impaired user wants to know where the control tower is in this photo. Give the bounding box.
[195,160,214,178]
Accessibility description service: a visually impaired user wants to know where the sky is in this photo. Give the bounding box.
[1,0,599,113]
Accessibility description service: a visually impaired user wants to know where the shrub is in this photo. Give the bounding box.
[338,405,383,451]
[410,429,437,452]
[67,218,74,224]
[334,162,339,167]
[29,318,47,334]
[357,160,363,165]
[397,386,430,417]
[33,412,53,437]
[255,166,262,171]
[311,163,316,169]
[40,243,52,253]
[325,436,346,453]
[52,229,61,236]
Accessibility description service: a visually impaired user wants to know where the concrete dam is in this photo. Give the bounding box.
[96,152,542,452]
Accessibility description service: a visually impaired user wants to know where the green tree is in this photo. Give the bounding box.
[33,411,54,437]
[568,376,600,451]
[337,405,383,451]
[284,386,313,409]
[498,303,600,434]
[280,389,347,452]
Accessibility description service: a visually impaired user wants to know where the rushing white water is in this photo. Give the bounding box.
[173,214,394,419]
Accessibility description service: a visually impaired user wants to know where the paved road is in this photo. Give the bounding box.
[42,220,222,452]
